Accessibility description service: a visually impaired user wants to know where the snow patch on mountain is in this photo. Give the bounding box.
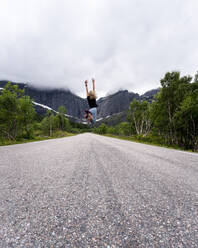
[96,117,104,122]
[32,101,75,119]
[32,101,56,112]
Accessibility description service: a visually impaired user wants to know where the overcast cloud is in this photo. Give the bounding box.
[0,0,198,97]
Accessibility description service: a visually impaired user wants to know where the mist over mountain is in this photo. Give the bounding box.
[0,81,160,122]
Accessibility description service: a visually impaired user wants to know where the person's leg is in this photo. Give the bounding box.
[88,113,93,122]
[89,108,97,124]
[84,110,89,119]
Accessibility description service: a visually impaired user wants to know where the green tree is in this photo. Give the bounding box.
[151,71,192,144]
[129,99,151,136]
[107,126,118,135]
[55,106,71,132]
[0,82,35,140]
[119,122,132,136]
[95,123,107,134]
[173,85,198,151]
[41,110,56,136]
[18,96,36,138]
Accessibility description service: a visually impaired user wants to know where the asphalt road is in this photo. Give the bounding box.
[0,133,198,247]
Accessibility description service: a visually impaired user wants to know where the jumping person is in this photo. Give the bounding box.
[84,78,98,124]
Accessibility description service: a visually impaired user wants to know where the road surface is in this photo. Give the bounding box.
[0,133,198,247]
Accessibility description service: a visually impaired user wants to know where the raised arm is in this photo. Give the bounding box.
[85,80,89,97]
[92,78,95,92]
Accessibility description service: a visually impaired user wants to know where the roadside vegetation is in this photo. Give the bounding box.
[1,70,198,151]
[0,82,90,145]
[93,71,198,152]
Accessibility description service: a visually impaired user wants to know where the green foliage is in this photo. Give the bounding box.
[1,70,198,152]
[152,71,192,143]
[127,71,197,151]
[106,126,119,135]
[173,87,198,150]
[0,82,35,140]
[0,83,88,144]
[55,106,71,132]
[103,70,198,152]
[94,123,108,134]
[41,112,56,136]
[58,105,66,115]
[40,107,72,136]
[129,99,152,136]
[117,122,132,136]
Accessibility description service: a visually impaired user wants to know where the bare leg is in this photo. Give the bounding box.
[88,113,93,122]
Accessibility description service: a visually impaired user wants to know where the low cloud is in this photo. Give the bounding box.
[0,0,197,97]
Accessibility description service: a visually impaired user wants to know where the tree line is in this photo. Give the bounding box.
[1,71,197,151]
[94,71,198,152]
[0,82,88,143]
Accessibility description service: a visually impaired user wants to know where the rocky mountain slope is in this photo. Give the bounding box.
[97,90,140,118]
[0,81,88,120]
[0,81,160,122]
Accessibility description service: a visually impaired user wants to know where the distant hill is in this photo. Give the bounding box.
[141,88,161,102]
[97,90,140,118]
[0,81,160,123]
[0,81,88,121]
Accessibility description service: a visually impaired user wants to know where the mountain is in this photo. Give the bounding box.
[97,90,140,118]
[0,81,160,122]
[141,88,160,102]
[0,81,88,121]
[96,89,161,126]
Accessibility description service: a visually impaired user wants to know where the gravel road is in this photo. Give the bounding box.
[0,133,198,247]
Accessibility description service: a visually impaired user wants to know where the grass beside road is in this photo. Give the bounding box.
[0,131,75,146]
[102,134,195,153]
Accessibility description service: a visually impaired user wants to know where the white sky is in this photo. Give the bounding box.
[0,0,198,97]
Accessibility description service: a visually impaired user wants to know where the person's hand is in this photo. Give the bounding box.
[85,80,88,86]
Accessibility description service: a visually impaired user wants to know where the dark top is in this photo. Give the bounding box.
[87,96,98,108]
